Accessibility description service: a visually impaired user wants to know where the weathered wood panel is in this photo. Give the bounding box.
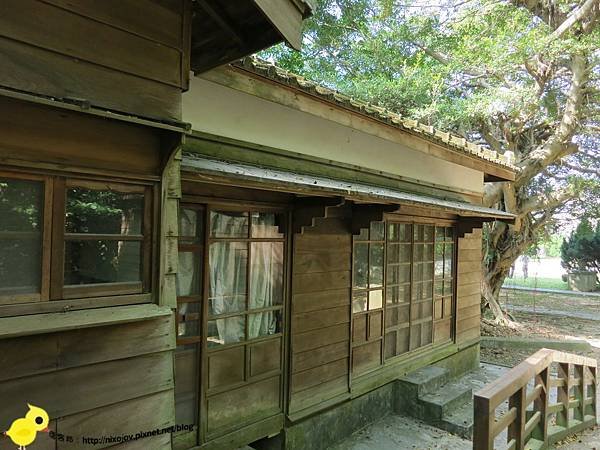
[456,229,482,345]
[56,391,174,450]
[289,214,352,415]
[0,315,174,381]
[44,0,184,49]
[0,316,175,445]
[0,96,162,176]
[0,0,187,120]
[206,376,280,435]
[0,0,180,86]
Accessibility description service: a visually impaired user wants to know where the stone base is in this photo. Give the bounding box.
[253,342,480,450]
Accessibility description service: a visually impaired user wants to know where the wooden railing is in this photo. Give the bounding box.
[473,348,597,450]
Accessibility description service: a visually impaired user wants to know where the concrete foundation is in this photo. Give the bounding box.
[253,343,480,450]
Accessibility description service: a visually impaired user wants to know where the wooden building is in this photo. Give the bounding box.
[0,3,516,450]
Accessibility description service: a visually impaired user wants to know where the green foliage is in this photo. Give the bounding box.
[561,219,600,272]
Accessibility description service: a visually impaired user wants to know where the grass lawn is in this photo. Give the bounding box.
[503,276,568,290]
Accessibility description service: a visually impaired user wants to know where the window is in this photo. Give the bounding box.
[0,171,153,308]
[0,174,46,303]
[174,203,288,439]
[351,222,385,375]
[384,221,456,360]
[207,210,285,347]
[350,218,457,369]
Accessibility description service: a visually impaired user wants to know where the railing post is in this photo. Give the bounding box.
[574,364,584,422]
[508,386,526,449]
[590,366,598,423]
[533,368,549,442]
[557,363,571,430]
[473,395,494,450]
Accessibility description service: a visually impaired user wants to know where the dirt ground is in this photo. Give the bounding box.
[481,289,600,367]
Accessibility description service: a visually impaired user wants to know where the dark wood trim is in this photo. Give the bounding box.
[50,176,66,300]
[0,293,152,318]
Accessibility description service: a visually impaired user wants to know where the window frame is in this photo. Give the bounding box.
[350,216,458,375]
[0,169,156,316]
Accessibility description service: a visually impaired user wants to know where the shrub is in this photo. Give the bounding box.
[561,219,600,273]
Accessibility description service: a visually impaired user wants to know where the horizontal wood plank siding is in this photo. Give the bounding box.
[0,315,175,444]
[0,96,162,177]
[0,0,187,120]
[289,214,351,414]
[455,228,482,345]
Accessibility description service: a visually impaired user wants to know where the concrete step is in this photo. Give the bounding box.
[440,399,474,438]
[398,365,451,397]
[419,381,473,421]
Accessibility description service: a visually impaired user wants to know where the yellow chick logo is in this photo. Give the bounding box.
[4,404,50,450]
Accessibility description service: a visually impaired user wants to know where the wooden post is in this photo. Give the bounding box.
[508,387,526,449]
[574,365,584,422]
[473,395,494,450]
[557,363,570,430]
[533,368,549,441]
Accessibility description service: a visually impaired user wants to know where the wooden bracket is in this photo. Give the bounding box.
[351,203,398,235]
[457,219,484,238]
[293,196,345,234]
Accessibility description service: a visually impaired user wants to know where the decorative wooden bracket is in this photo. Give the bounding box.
[457,219,484,238]
[351,203,398,235]
[293,196,346,234]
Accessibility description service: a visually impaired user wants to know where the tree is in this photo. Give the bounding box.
[263,0,600,323]
[561,218,600,272]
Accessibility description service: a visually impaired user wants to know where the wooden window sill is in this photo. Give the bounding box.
[0,303,172,340]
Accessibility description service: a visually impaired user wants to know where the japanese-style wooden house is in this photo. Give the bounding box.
[0,2,517,450]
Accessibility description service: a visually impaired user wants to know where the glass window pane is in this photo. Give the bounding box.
[0,178,43,296]
[435,281,444,297]
[177,302,201,337]
[399,224,411,242]
[424,225,434,241]
[177,251,202,296]
[251,212,284,238]
[209,242,247,315]
[414,224,424,242]
[413,244,423,262]
[423,244,434,261]
[175,346,199,426]
[436,227,445,241]
[66,187,143,235]
[353,243,368,288]
[444,244,454,277]
[446,227,453,240]
[179,207,203,241]
[423,263,433,280]
[444,280,453,296]
[248,310,282,339]
[210,210,248,238]
[250,242,284,309]
[387,223,399,242]
[387,243,400,264]
[370,221,384,241]
[369,289,383,310]
[0,238,42,296]
[64,240,141,285]
[352,291,367,313]
[369,244,384,288]
[207,315,245,348]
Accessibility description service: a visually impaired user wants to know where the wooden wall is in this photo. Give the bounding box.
[0,314,175,450]
[289,212,352,416]
[0,0,189,121]
[455,228,482,345]
[0,96,163,178]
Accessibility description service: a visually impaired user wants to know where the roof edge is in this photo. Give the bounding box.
[230,57,517,179]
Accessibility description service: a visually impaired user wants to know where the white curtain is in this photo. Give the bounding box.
[209,212,283,345]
